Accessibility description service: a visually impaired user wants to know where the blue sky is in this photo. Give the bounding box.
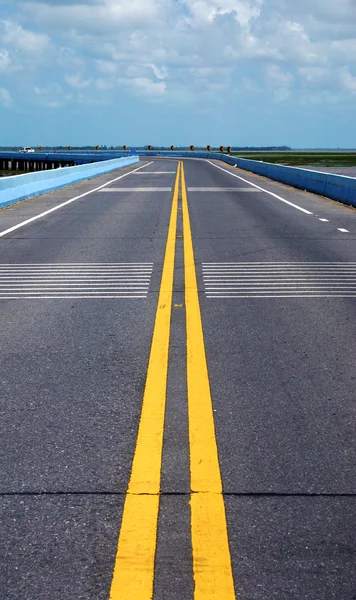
[1,0,356,147]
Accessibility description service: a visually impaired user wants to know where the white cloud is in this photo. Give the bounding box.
[18,0,170,32]
[34,83,73,108]
[340,68,356,93]
[95,59,117,74]
[181,0,263,25]
[2,0,356,108]
[57,47,85,70]
[0,87,12,106]
[149,64,168,81]
[266,65,294,87]
[95,78,115,90]
[119,77,167,97]
[265,64,294,100]
[1,19,49,54]
[65,72,93,89]
[0,49,12,72]
[299,67,329,84]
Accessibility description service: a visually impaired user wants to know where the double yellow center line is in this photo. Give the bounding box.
[109,162,236,599]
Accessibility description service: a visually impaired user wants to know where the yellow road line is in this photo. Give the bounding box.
[181,162,236,599]
[109,162,181,600]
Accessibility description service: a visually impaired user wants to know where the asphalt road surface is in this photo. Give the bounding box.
[0,158,355,600]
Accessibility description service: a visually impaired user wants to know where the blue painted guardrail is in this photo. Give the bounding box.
[0,150,128,164]
[140,151,356,207]
[1,148,355,208]
[139,151,356,207]
[0,156,139,209]
[0,150,221,162]
[146,150,356,207]
[214,155,356,208]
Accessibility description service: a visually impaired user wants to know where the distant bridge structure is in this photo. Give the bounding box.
[0,148,232,174]
[0,150,129,173]
[1,149,356,212]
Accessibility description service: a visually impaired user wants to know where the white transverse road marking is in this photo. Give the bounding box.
[203,263,356,298]
[0,162,153,239]
[133,172,176,175]
[100,187,172,192]
[0,263,153,299]
[207,160,313,215]
[187,187,262,192]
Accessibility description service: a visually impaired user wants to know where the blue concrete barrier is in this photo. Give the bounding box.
[217,155,356,208]
[2,148,356,209]
[0,156,139,209]
[0,150,128,164]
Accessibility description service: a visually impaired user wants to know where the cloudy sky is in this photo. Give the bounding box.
[0,0,355,147]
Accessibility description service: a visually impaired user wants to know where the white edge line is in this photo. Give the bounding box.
[206,160,313,215]
[0,162,154,238]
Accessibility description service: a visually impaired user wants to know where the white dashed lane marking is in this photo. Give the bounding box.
[0,264,153,299]
[203,263,356,298]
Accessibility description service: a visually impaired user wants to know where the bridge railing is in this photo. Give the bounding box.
[0,156,139,209]
[1,150,355,209]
